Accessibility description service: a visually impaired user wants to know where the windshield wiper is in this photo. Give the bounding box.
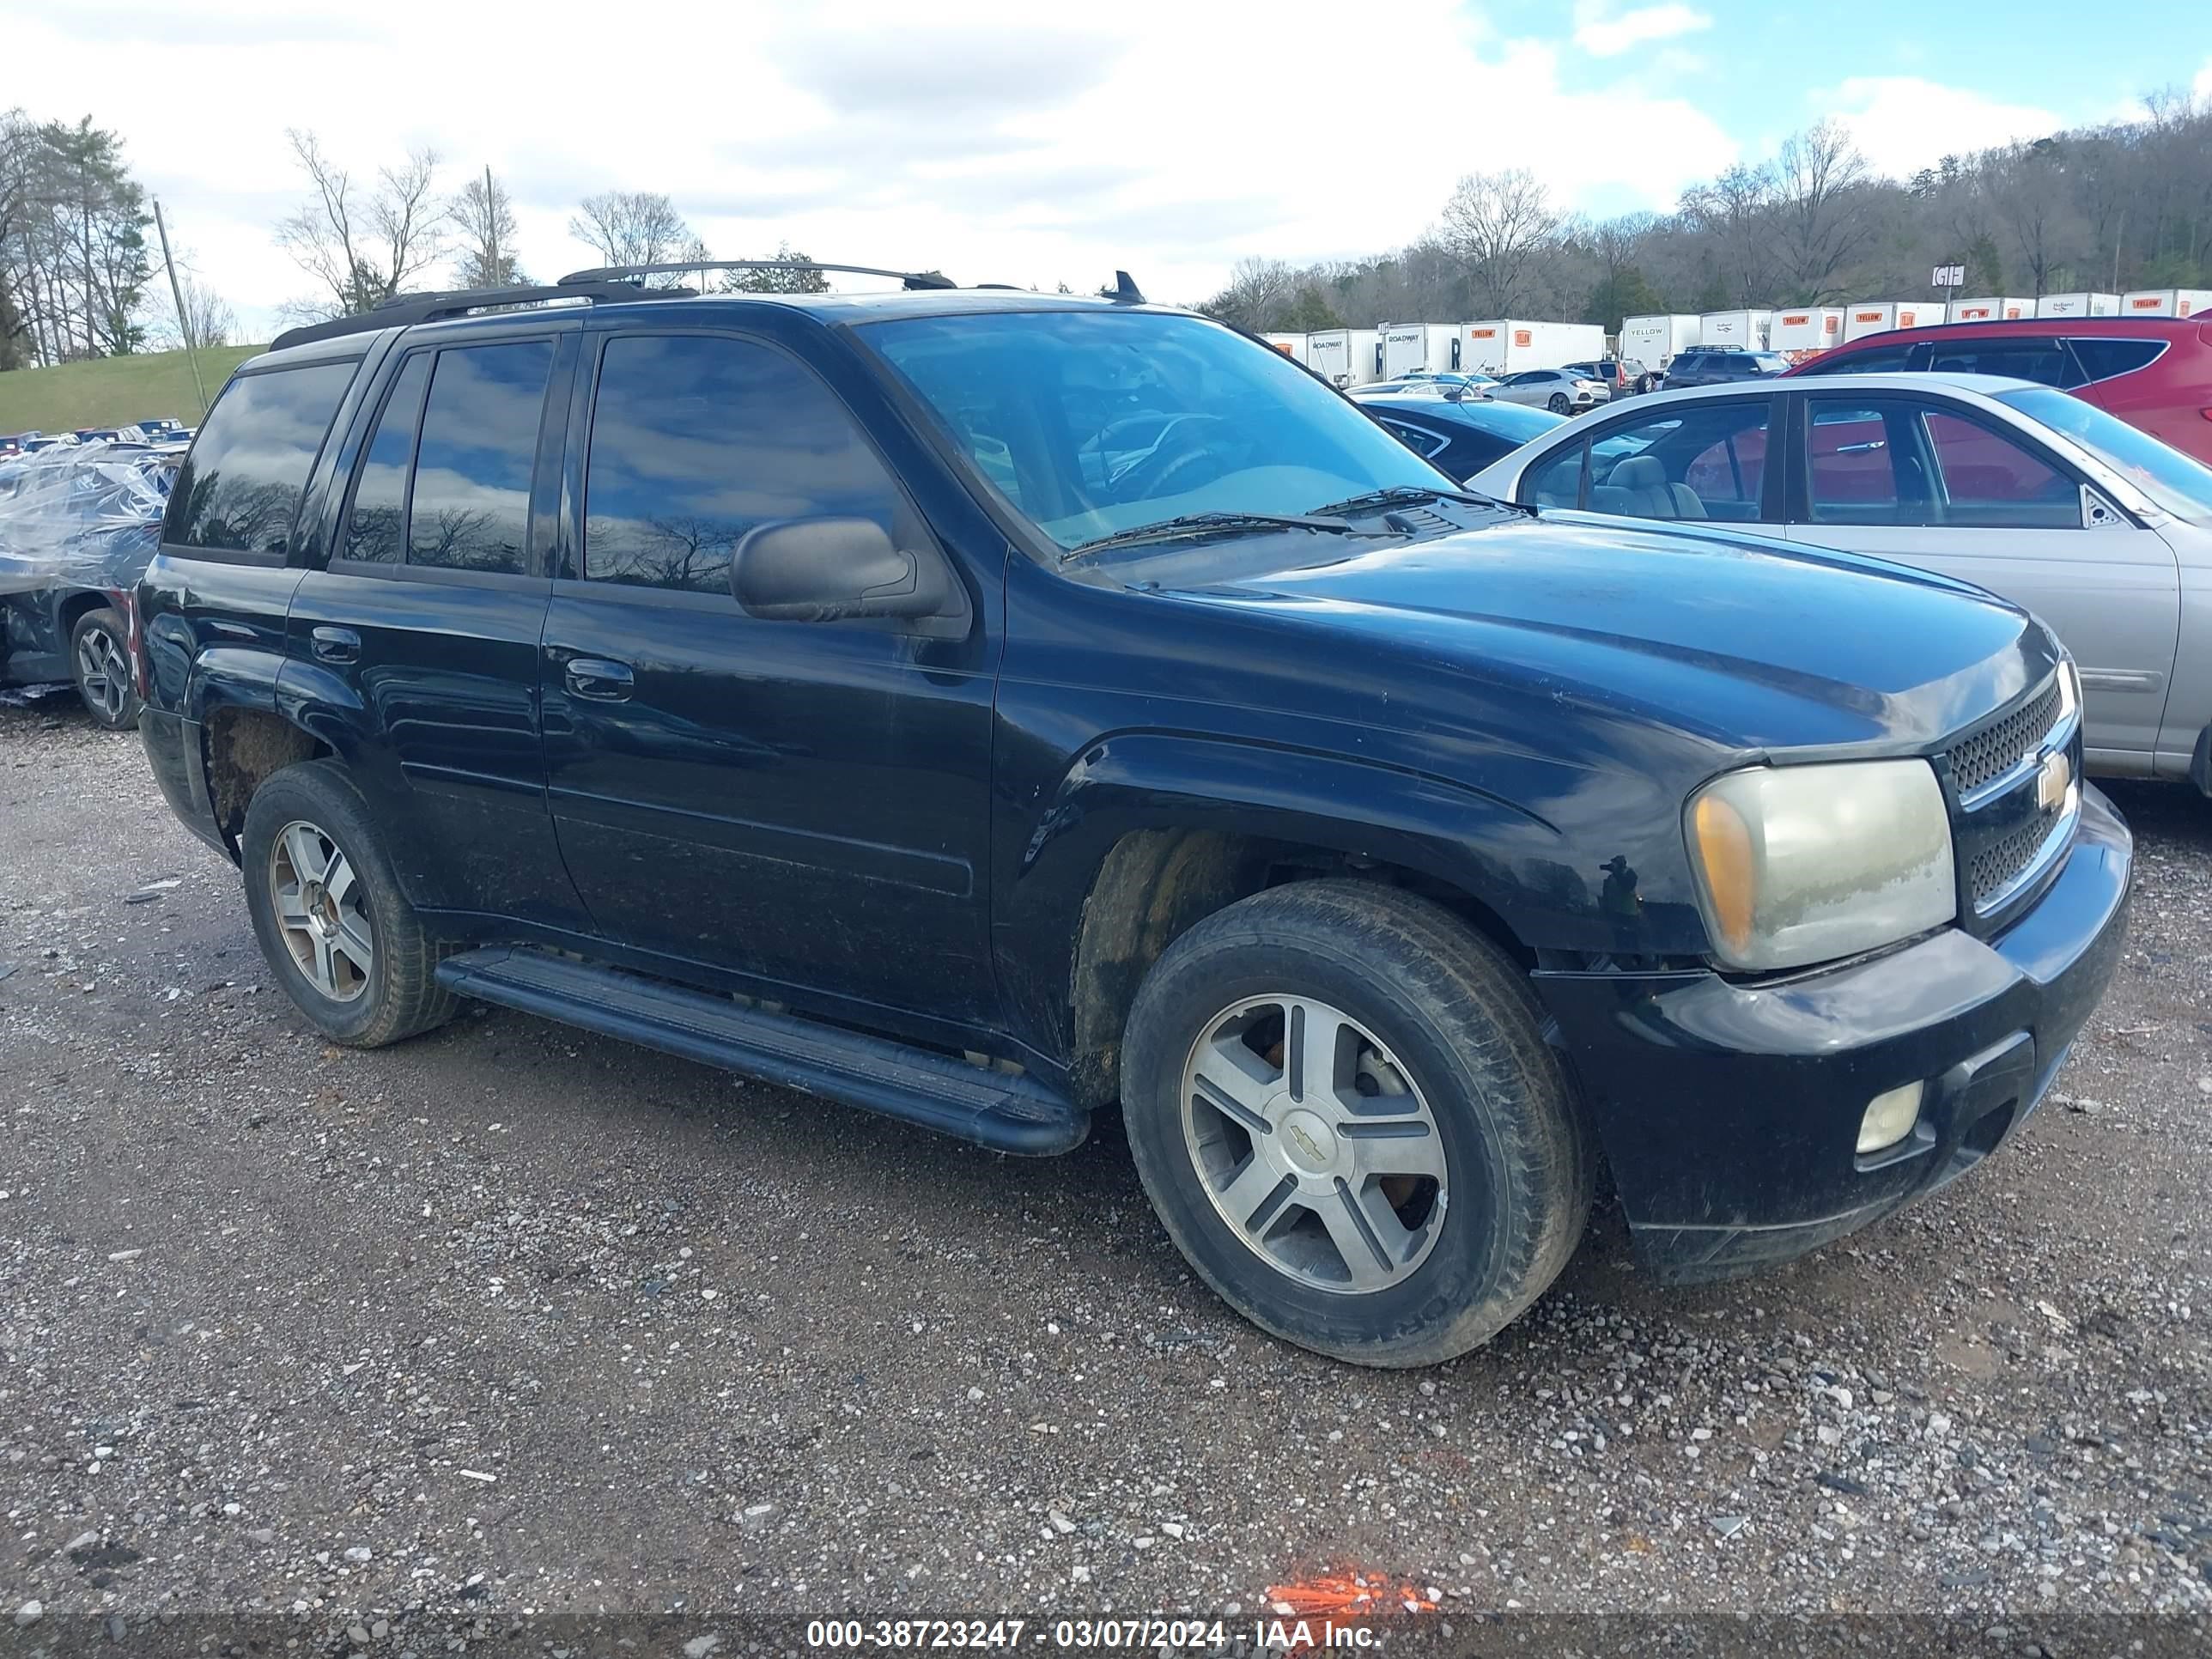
[1303,483,1499,517]
[1061,510,1364,561]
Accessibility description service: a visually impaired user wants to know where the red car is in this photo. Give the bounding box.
[1787,315,2212,465]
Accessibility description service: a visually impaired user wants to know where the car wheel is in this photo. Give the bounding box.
[70,607,140,730]
[1120,880,1591,1367]
[1547,392,1571,414]
[240,760,459,1048]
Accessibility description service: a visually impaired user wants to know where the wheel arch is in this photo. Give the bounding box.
[202,705,335,847]
[1006,732,1560,1109]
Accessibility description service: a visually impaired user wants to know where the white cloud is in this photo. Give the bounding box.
[2195,55,2212,101]
[1816,76,2063,179]
[4,0,1738,336]
[1571,1,1713,58]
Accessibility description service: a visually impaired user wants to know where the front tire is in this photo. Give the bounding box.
[70,607,140,730]
[240,761,458,1048]
[1121,881,1590,1367]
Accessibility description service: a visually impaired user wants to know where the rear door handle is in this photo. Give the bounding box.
[310,625,361,665]
[564,658,635,702]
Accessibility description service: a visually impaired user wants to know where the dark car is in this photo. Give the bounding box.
[1352,391,1567,477]
[1664,346,1790,387]
[0,441,170,726]
[1564,356,1650,396]
[136,268,2130,1367]
[1788,314,2212,466]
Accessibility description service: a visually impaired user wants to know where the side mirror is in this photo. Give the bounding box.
[730,517,966,635]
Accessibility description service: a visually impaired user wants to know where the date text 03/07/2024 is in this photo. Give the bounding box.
[802,1617,1380,1649]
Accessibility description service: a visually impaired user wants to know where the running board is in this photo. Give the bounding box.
[434,946,1088,1156]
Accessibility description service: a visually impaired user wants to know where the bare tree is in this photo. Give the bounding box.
[1679,161,1778,304]
[1771,119,1874,301]
[1438,168,1559,314]
[143,269,234,351]
[448,167,525,289]
[566,191,704,284]
[274,131,447,318]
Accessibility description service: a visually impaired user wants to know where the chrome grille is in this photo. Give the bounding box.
[1949,682,2061,796]
[1941,670,2078,922]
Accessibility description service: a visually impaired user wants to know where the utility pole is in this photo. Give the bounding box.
[151,198,208,416]
[484,166,498,284]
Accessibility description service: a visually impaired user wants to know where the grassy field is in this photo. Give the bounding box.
[0,343,264,434]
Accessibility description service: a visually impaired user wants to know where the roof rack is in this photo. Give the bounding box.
[268,282,696,351]
[556,259,957,291]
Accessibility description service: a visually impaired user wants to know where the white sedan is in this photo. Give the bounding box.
[1466,371,2212,789]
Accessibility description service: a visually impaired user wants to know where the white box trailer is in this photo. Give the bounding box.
[1620,313,1700,369]
[1841,301,1948,342]
[1307,328,1382,388]
[1770,307,1844,361]
[2121,289,2212,318]
[1698,309,1772,349]
[1381,324,1462,379]
[1261,331,1310,366]
[1455,319,1604,375]
[1948,296,2033,323]
[2036,292,2119,317]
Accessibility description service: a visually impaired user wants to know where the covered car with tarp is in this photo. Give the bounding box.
[0,440,178,728]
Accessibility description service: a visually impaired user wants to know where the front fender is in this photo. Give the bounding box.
[992,727,1708,1079]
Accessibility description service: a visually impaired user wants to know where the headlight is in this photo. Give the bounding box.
[1686,760,1956,971]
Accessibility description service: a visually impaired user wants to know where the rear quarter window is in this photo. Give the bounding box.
[2069,338,2167,382]
[167,361,356,555]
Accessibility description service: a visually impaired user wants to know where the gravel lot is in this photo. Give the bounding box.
[3,692,2210,1654]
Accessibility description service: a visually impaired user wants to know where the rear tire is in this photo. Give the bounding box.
[240,760,458,1048]
[1120,880,1591,1367]
[70,607,140,730]
[1547,392,1571,414]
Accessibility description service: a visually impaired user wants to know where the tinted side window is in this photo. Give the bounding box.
[341,353,431,565]
[168,362,356,555]
[403,341,552,574]
[1921,409,2078,527]
[1526,444,1584,508]
[1585,402,1769,520]
[1798,343,1913,375]
[1924,337,2083,389]
[1377,417,1448,459]
[1806,403,1905,523]
[584,334,908,594]
[2069,337,2167,382]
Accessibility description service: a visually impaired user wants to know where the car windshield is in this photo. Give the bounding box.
[1747,354,1788,374]
[1997,386,2212,521]
[860,309,1450,550]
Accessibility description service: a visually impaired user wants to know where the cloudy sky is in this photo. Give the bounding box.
[8,0,2204,339]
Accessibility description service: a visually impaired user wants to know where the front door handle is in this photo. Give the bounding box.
[564,658,635,702]
[310,625,361,665]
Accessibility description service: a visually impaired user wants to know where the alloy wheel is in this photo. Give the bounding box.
[1179,994,1448,1294]
[268,819,374,1002]
[75,628,130,724]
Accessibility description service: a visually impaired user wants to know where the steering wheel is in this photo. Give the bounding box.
[1109,415,1229,501]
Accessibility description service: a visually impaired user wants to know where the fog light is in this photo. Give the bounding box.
[1857,1081,1925,1155]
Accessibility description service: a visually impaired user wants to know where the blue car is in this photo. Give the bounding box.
[1352,390,1567,479]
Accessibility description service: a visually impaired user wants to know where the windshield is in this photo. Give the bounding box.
[1996,386,2212,521]
[860,310,1450,550]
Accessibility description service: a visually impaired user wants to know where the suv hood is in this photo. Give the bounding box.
[1145,512,2053,752]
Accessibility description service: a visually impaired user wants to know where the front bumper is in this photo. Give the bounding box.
[1534,785,2132,1283]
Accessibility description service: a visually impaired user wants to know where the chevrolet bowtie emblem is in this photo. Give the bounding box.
[2037,750,2072,812]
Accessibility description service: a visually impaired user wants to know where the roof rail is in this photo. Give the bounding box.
[556,259,957,291]
[267,281,697,351]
